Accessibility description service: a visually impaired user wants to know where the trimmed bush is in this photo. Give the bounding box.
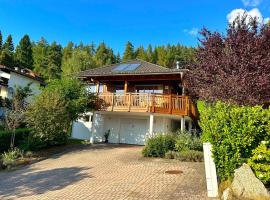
[165,150,179,159]
[142,134,175,157]
[248,141,270,186]
[174,131,203,152]
[176,150,204,162]
[0,128,31,153]
[199,101,270,181]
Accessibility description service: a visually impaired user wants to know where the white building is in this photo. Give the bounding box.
[0,65,45,100]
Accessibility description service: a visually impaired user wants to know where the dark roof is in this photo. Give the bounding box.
[78,59,186,77]
[0,65,45,85]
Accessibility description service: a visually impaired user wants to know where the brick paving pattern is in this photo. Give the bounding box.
[0,145,209,200]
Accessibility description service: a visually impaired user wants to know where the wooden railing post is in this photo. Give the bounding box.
[169,94,172,114]
[151,94,155,112]
[111,93,114,111]
[147,93,150,112]
[186,96,189,116]
[128,93,131,112]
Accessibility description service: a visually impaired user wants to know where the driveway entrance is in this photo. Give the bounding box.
[0,145,208,200]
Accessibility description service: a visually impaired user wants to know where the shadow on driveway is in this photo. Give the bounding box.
[0,166,91,199]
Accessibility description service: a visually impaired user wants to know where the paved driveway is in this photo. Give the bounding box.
[0,145,208,200]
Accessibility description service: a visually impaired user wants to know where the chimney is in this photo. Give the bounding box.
[176,61,180,69]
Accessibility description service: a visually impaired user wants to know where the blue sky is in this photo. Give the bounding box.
[0,0,270,53]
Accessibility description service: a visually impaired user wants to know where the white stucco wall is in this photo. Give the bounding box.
[8,72,41,100]
[79,113,174,145]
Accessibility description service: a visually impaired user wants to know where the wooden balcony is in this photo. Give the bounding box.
[97,93,198,120]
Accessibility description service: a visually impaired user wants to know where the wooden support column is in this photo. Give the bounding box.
[96,82,100,94]
[124,81,128,93]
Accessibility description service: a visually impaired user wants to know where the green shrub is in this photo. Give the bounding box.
[2,148,24,169]
[174,131,203,152]
[165,150,179,159]
[248,141,270,186]
[26,78,94,147]
[0,128,31,153]
[199,101,270,181]
[142,134,176,157]
[175,150,204,162]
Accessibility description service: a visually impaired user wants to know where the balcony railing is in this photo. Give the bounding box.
[97,93,198,119]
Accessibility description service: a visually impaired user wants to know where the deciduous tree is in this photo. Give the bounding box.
[186,15,270,106]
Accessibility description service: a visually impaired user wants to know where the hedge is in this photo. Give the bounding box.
[0,128,31,153]
[199,101,270,181]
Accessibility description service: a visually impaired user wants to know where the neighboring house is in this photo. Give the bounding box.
[72,59,198,145]
[0,65,45,100]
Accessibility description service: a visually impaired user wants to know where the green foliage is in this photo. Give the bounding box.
[176,150,204,162]
[142,134,176,157]
[123,41,135,61]
[62,48,96,75]
[164,150,204,162]
[15,34,33,69]
[0,128,31,152]
[1,148,24,169]
[95,42,115,66]
[248,141,270,185]
[165,150,179,159]
[46,41,62,80]
[0,35,14,67]
[32,37,49,78]
[26,78,94,146]
[199,101,270,180]
[174,131,203,152]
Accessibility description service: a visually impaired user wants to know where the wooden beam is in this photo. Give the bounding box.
[124,81,128,93]
[96,82,100,94]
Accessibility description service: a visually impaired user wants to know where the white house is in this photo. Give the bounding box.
[72,59,198,145]
[0,65,45,100]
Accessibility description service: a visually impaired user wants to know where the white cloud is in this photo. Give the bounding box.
[184,28,199,36]
[242,0,262,7]
[227,8,268,24]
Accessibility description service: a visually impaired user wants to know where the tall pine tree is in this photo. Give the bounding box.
[15,34,33,69]
[0,35,14,67]
[135,46,147,60]
[123,41,134,61]
[32,37,49,77]
[0,31,2,50]
[46,42,62,80]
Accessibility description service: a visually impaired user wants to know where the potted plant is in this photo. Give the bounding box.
[104,129,110,143]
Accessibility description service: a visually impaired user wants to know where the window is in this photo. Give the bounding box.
[135,84,163,94]
[86,84,97,93]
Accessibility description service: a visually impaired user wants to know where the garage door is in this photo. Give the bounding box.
[119,118,147,145]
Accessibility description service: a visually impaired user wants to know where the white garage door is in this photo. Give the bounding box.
[119,118,147,145]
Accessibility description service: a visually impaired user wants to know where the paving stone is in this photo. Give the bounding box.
[0,144,209,200]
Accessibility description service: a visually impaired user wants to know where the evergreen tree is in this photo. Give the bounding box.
[116,52,121,63]
[0,35,14,67]
[32,37,49,77]
[123,41,134,61]
[46,42,62,80]
[135,46,147,60]
[62,48,96,75]
[2,35,14,52]
[95,42,115,66]
[0,31,2,50]
[15,34,33,69]
[62,41,74,62]
[146,44,155,63]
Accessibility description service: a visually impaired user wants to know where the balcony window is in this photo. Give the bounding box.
[135,84,163,94]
